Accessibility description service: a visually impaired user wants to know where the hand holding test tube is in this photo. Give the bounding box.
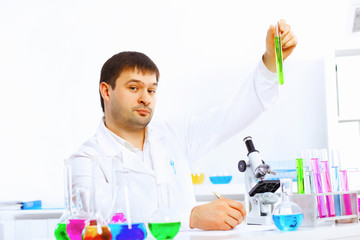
[263,20,297,76]
[275,21,284,85]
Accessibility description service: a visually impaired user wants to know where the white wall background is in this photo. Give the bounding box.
[0,0,358,207]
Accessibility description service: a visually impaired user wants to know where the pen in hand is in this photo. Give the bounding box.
[213,191,246,224]
[213,191,224,199]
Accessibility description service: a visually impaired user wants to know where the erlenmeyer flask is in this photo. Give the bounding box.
[82,157,112,240]
[66,187,88,240]
[108,169,147,240]
[54,159,72,240]
[148,183,181,240]
[272,178,303,231]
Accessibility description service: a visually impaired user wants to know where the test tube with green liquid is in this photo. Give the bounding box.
[296,158,305,194]
[275,22,284,85]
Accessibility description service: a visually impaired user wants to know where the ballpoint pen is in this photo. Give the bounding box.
[213,191,224,199]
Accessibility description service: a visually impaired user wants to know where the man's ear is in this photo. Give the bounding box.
[100,82,111,103]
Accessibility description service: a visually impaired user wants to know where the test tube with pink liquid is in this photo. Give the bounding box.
[340,170,353,215]
[310,158,327,218]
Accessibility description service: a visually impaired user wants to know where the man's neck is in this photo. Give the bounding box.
[104,118,146,150]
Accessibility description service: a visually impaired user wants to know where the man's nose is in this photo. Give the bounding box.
[138,91,151,106]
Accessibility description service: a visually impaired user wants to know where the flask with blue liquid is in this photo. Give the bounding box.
[108,162,147,240]
[272,178,304,231]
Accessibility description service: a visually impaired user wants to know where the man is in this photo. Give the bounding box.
[70,20,297,230]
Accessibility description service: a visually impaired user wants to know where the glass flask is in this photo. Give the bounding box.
[54,159,72,240]
[66,187,88,240]
[66,167,89,240]
[82,158,112,240]
[148,183,181,240]
[272,178,303,231]
[108,168,147,240]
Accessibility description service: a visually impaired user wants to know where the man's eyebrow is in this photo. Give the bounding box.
[125,79,158,86]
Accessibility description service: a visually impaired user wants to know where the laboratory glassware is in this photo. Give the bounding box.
[320,160,336,217]
[310,158,327,218]
[340,170,353,215]
[272,178,303,231]
[66,188,88,240]
[191,173,205,184]
[301,150,315,194]
[54,159,72,240]
[275,21,284,85]
[82,158,112,240]
[148,183,181,240]
[330,149,342,216]
[296,158,304,194]
[108,167,147,240]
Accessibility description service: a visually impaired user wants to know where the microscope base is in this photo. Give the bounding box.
[246,215,273,225]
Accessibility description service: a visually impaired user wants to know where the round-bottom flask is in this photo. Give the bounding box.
[109,222,147,240]
[66,219,86,240]
[108,168,147,240]
[148,184,181,240]
[54,222,70,240]
[148,207,181,240]
[272,178,303,231]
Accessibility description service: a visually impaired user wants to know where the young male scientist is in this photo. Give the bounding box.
[70,20,297,231]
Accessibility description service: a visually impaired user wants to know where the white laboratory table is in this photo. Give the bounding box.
[35,222,360,240]
[173,223,360,240]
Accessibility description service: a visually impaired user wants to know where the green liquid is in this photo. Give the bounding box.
[275,36,284,85]
[296,158,305,194]
[54,223,71,240]
[148,222,181,240]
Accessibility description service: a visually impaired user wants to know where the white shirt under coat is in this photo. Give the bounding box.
[70,60,278,230]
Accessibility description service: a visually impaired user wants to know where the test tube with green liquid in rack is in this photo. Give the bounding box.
[275,22,284,85]
[296,158,305,194]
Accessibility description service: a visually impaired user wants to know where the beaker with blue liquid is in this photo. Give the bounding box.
[272,178,303,231]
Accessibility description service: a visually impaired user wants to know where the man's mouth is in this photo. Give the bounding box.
[136,108,150,116]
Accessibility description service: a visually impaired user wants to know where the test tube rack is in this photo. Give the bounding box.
[292,191,359,227]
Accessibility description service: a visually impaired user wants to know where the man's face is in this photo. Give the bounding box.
[107,68,158,130]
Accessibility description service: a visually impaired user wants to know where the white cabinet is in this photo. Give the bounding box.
[0,210,62,240]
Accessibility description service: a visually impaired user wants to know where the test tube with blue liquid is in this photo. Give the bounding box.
[330,149,342,216]
[275,21,284,85]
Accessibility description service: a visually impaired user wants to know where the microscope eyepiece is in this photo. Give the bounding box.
[243,136,258,154]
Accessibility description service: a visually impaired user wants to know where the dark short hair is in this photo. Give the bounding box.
[99,51,160,112]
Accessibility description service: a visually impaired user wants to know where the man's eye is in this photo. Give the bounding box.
[129,86,138,91]
[148,89,156,94]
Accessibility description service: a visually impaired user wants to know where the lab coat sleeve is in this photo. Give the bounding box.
[183,59,279,162]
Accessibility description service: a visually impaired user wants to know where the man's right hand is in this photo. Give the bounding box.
[189,199,246,230]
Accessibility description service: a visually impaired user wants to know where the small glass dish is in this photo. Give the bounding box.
[191,173,205,184]
[209,175,232,184]
[266,169,297,182]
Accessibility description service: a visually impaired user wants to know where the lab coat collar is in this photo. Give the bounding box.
[95,118,172,184]
[95,118,155,176]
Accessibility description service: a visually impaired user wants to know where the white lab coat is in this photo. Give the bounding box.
[70,60,278,230]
